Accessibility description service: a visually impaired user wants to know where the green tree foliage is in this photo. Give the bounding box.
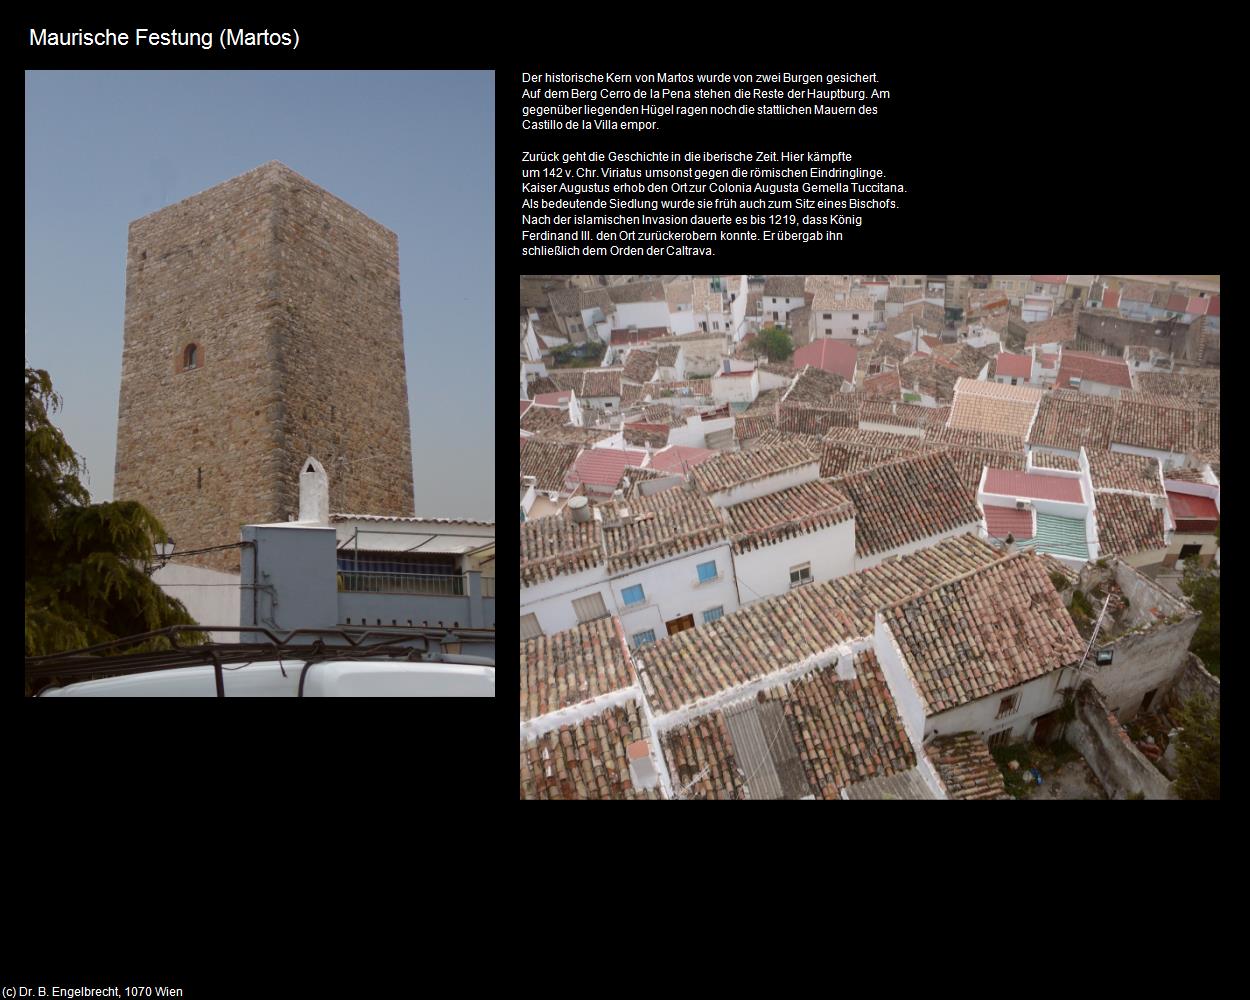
[1179,557,1220,676]
[755,326,795,363]
[25,366,204,666]
[1172,693,1220,800]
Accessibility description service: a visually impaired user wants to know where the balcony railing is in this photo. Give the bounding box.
[482,577,495,598]
[337,571,465,596]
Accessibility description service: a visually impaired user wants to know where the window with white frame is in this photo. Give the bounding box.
[520,614,544,641]
[696,560,718,584]
[996,692,1021,719]
[702,606,724,624]
[621,584,645,606]
[789,563,812,588]
[632,629,657,648]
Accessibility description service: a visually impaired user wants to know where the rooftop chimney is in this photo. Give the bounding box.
[627,740,659,790]
[298,456,329,523]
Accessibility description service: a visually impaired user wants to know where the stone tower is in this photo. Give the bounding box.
[114,161,415,571]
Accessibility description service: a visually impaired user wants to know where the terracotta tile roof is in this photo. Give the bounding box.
[582,368,624,398]
[744,429,825,456]
[932,342,989,378]
[532,391,572,406]
[983,468,1083,503]
[520,404,570,433]
[734,414,775,441]
[623,349,658,384]
[783,364,846,405]
[948,378,1042,438]
[656,345,681,367]
[567,448,647,492]
[792,339,857,381]
[924,427,1027,491]
[726,480,855,554]
[647,445,718,474]
[858,398,946,429]
[1111,394,1220,455]
[546,370,585,392]
[520,509,604,586]
[641,404,678,424]
[1163,466,1207,484]
[691,441,818,494]
[664,279,694,310]
[764,275,806,298]
[863,368,901,398]
[1056,350,1133,390]
[610,327,666,347]
[1028,390,1115,452]
[820,427,926,477]
[1030,275,1068,285]
[526,375,559,397]
[1133,370,1221,407]
[831,450,982,559]
[778,404,857,436]
[519,438,582,493]
[602,487,728,573]
[780,649,916,798]
[744,386,786,416]
[1024,313,1077,347]
[899,355,961,401]
[635,535,1003,715]
[528,425,616,447]
[1029,451,1081,471]
[758,361,798,379]
[881,553,1085,716]
[520,616,634,722]
[968,289,1011,314]
[926,733,1012,799]
[995,352,1032,379]
[621,423,669,448]
[1087,450,1163,494]
[1094,492,1167,557]
[660,712,747,799]
[579,287,614,313]
[546,287,583,315]
[520,701,663,800]
[871,328,917,357]
[886,285,926,304]
[984,505,1034,541]
[608,280,666,304]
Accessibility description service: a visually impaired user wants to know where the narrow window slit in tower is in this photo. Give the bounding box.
[197,467,202,489]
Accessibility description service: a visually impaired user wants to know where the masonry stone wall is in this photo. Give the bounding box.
[1066,681,1175,799]
[114,162,414,572]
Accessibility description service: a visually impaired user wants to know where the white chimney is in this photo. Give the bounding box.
[628,740,659,790]
[298,456,329,523]
[836,647,856,681]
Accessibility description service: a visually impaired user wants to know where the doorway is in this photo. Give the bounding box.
[666,614,695,636]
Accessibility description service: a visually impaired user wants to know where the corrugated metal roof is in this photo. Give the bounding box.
[331,513,494,526]
[843,769,936,800]
[336,531,489,554]
[1031,513,1089,560]
[723,699,810,800]
[1166,490,1218,521]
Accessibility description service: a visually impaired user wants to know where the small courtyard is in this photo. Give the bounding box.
[991,740,1108,800]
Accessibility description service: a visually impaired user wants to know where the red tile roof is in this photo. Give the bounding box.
[880,553,1086,716]
[984,506,1034,541]
[926,733,1012,800]
[520,399,532,417]
[1166,490,1218,522]
[519,438,582,493]
[691,441,818,494]
[1207,295,1220,317]
[725,480,855,554]
[1025,313,1077,347]
[995,352,1032,379]
[792,339,858,381]
[1094,492,1166,556]
[533,391,572,406]
[983,468,1083,503]
[1102,288,1122,309]
[1056,350,1133,390]
[1031,275,1068,285]
[520,701,662,800]
[610,327,667,346]
[648,445,718,474]
[831,450,982,559]
[567,448,647,491]
[520,617,635,722]
[635,535,1003,715]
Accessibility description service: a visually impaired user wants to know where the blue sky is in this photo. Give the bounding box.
[25,70,495,519]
